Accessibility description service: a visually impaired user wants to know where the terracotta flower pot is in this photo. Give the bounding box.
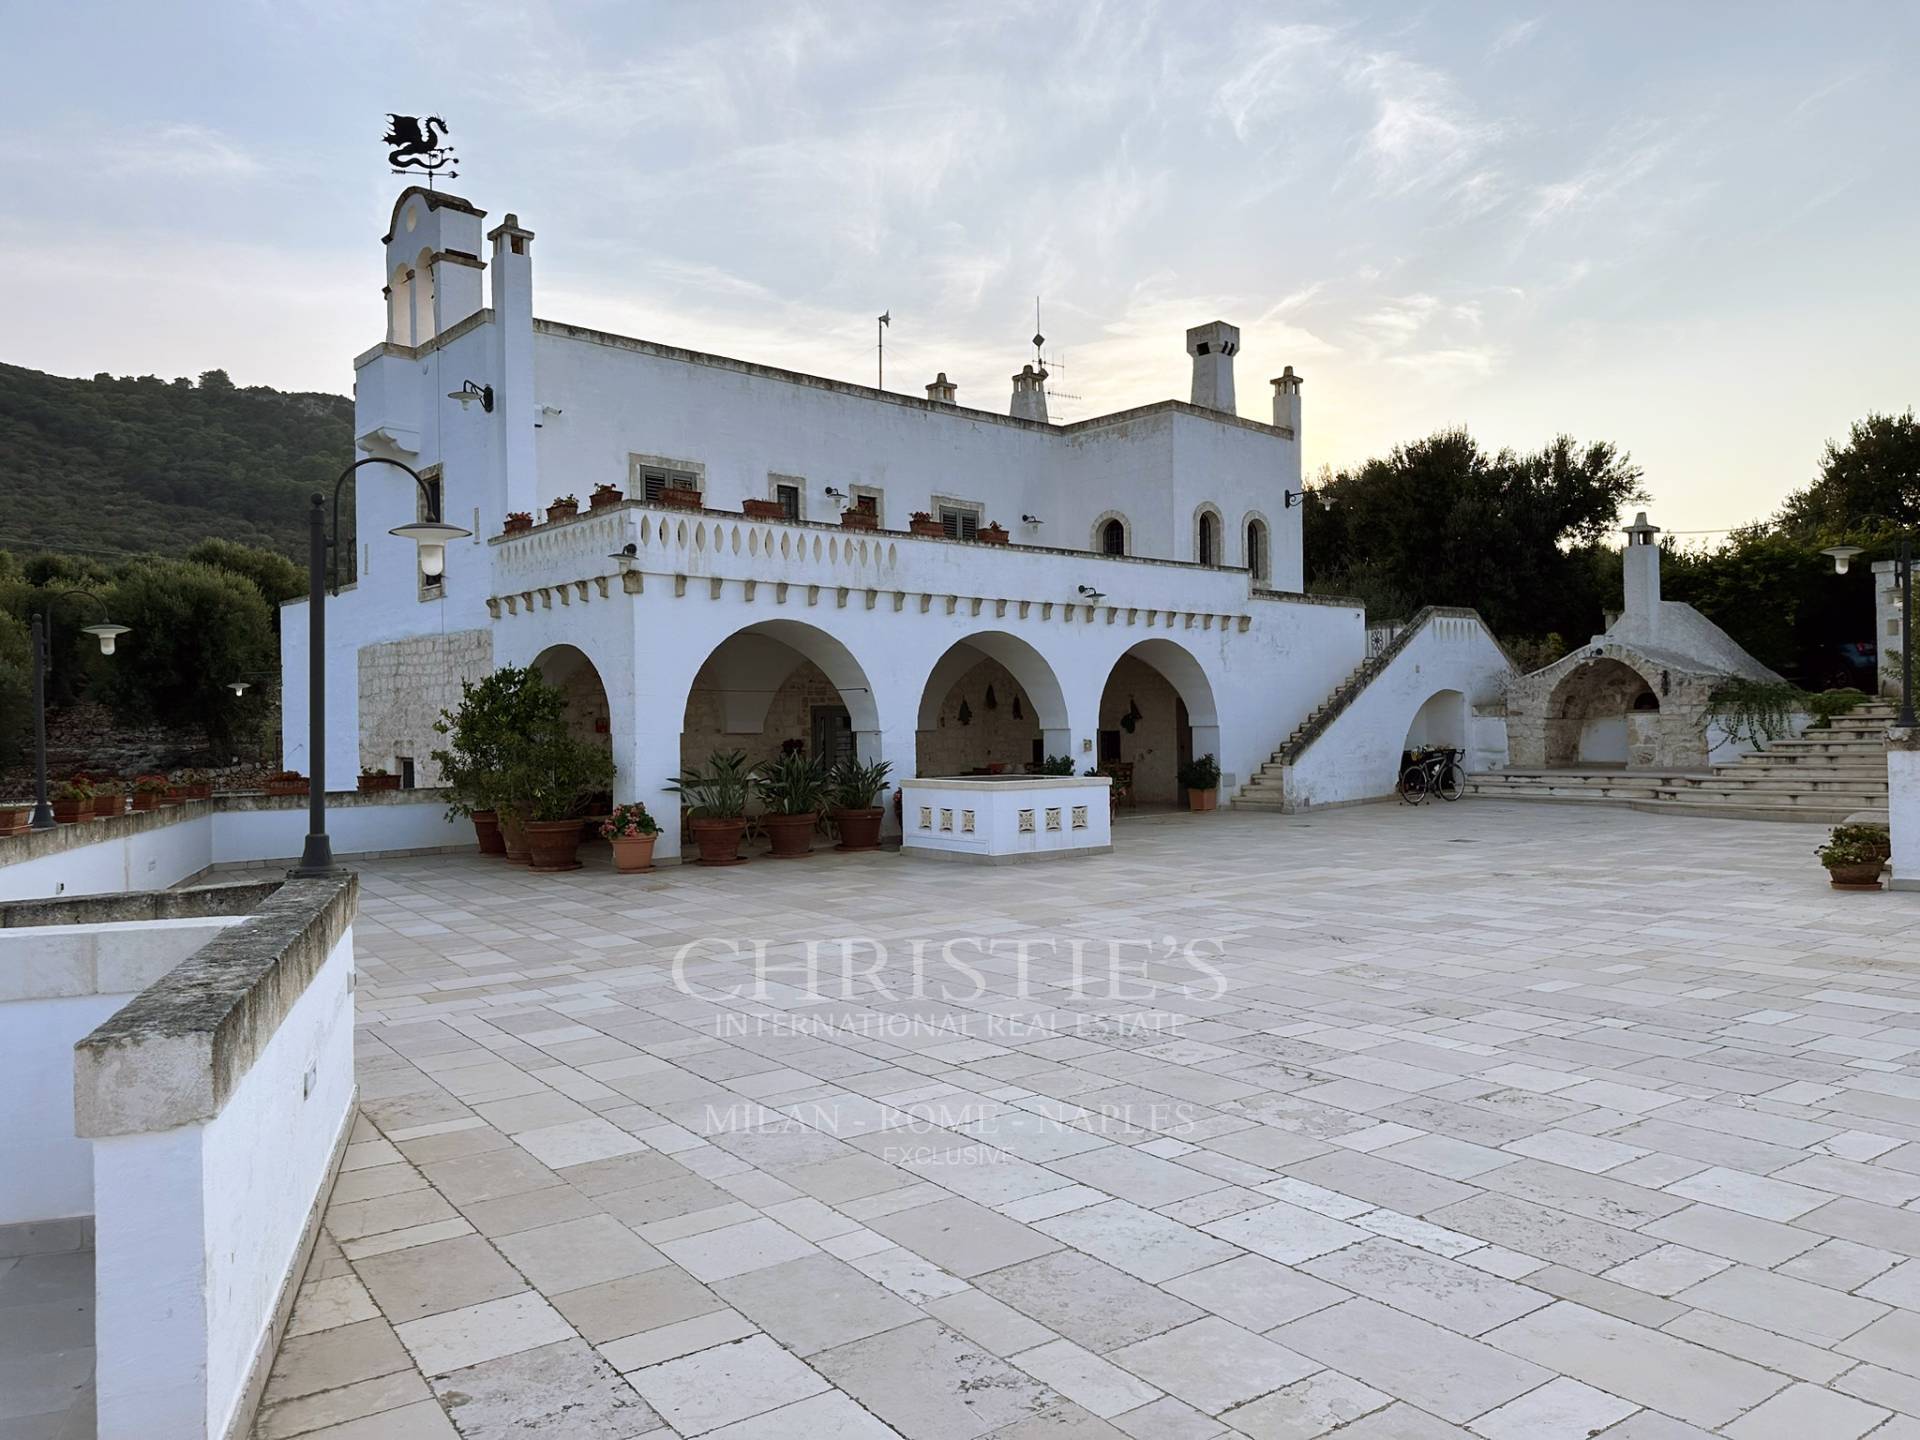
[181,783,213,801]
[499,813,532,865]
[742,498,787,520]
[690,817,748,866]
[839,509,879,531]
[524,819,585,872]
[659,486,704,510]
[0,807,28,836]
[1187,788,1218,813]
[358,773,401,793]
[546,502,579,524]
[908,518,946,538]
[976,524,1010,545]
[762,812,818,859]
[589,487,624,511]
[504,514,534,535]
[472,810,506,855]
[610,833,658,873]
[130,792,161,812]
[834,807,885,852]
[264,778,309,797]
[53,797,92,824]
[1826,861,1885,890]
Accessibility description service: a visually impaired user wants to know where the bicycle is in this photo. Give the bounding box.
[1399,745,1465,805]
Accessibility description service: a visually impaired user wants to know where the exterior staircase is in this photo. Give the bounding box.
[1466,701,1894,823]
[1235,606,1476,812]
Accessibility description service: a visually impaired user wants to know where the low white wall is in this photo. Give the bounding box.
[901,776,1112,863]
[1890,734,1919,891]
[0,917,240,1226]
[0,793,469,903]
[77,877,359,1440]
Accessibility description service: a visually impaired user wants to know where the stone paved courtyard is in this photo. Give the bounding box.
[255,801,1920,1439]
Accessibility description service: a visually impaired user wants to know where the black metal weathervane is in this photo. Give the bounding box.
[383,114,458,188]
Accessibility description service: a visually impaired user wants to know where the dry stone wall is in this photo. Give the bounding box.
[357,629,494,784]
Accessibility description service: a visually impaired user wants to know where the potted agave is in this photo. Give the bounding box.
[830,758,893,852]
[1817,823,1890,890]
[669,751,754,866]
[547,493,580,523]
[53,777,94,824]
[1178,753,1222,812]
[131,774,170,812]
[602,802,661,873]
[756,750,829,859]
[358,766,401,794]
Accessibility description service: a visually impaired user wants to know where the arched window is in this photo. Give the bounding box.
[1198,511,1218,566]
[1246,519,1267,580]
[1102,519,1126,556]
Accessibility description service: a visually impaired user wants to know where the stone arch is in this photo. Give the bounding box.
[1543,657,1660,768]
[1402,687,1468,754]
[1242,511,1272,581]
[1090,510,1131,557]
[1096,638,1224,804]
[680,619,881,775]
[532,643,613,752]
[1193,503,1224,566]
[915,631,1071,775]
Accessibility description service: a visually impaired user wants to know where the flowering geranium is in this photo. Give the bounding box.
[602,802,660,839]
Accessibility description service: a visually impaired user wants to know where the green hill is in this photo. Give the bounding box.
[0,363,352,561]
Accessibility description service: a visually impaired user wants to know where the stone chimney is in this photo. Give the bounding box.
[1010,364,1048,423]
[1271,366,1303,439]
[926,373,957,405]
[1186,321,1240,413]
[1622,511,1662,622]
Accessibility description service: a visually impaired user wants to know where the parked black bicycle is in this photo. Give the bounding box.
[1399,745,1465,804]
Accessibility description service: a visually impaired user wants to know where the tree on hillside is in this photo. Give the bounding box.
[1775,410,1920,541]
[1304,429,1646,642]
[186,538,306,607]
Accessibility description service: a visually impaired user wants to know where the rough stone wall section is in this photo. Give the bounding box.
[1505,642,1716,770]
[357,630,493,784]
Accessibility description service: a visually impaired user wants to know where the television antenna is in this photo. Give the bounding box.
[1032,300,1083,418]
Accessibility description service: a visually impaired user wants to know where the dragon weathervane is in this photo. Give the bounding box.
[383,114,458,186]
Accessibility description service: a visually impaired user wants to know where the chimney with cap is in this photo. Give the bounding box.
[1009,364,1048,423]
[1187,321,1240,413]
[926,373,957,405]
[1271,366,1302,440]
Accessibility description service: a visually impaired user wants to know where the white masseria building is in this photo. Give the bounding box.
[280,187,1513,857]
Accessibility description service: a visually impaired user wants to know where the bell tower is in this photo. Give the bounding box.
[382,188,487,346]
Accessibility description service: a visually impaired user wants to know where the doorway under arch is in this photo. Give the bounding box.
[916,632,1070,776]
[1096,639,1222,805]
[680,620,881,778]
[1544,658,1659,767]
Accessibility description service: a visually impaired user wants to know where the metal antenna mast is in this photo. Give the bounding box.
[877,311,890,389]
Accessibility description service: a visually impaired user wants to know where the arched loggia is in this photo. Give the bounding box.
[915,632,1071,775]
[1095,638,1222,805]
[680,620,882,778]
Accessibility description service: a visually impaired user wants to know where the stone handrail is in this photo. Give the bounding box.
[1279,606,1489,763]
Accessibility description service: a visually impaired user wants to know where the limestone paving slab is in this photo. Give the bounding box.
[247,805,1920,1436]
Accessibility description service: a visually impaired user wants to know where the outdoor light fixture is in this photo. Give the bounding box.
[1284,490,1307,509]
[27,590,129,829]
[1022,514,1043,525]
[447,380,495,413]
[81,621,130,656]
[229,681,250,697]
[610,542,638,573]
[1078,585,1106,602]
[1824,544,1865,575]
[824,486,846,500]
[389,518,471,579]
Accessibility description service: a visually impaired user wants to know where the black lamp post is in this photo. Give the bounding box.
[28,589,131,831]
[290,457,470,877]
[1826,540,1915,730]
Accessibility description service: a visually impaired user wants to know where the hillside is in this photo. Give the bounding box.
[0,363,353,561]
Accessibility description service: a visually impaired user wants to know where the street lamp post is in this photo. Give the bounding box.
[27,589,131,831]
[290,457,470,877]
[1826,540,1915,730]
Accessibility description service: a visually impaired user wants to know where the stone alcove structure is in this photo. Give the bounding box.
[1506,513,1781,771]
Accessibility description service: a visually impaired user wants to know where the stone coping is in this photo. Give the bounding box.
[73,874,358,1138]
[1,880,281,929]
[902,775,1111,792]
[0,789,453,869]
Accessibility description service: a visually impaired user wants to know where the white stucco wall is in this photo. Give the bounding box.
[1890,737,1920,891]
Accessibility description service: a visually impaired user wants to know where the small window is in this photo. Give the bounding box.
[776,483,801,520]
[854,492,878,514]
[1199,512,1218,566]
[642,469,699,502]
[1246,520,1266,580]
[1101,519,1126,556]
[940,506,980,541]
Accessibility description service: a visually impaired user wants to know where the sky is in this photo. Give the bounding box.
[3,1,1915,536]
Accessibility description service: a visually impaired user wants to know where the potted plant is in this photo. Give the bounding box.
[659,482,704,510]
[669,751,755,865]
[433,666,569,857]
[1818,823,1891,890]
[602,802,661,873]
[504,511,535,535]
[170,769,213,802]
[358,766,401,794]
[1037,754,1076,776]
[498,704,617,873]
[589,482,624,512]
[52,777,94,824]
[756,750,829,859]
[1178,753,1222,812]
[840,506,879,531]
[93,780,125,817]
[0,803,27,836]
[830,758,893,852]
[908,510,946,538]
[977,522,1010,545]
[743,498,788,520]
[264,770,309,797]
[546,494,580,524]
[131,774,170,812]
